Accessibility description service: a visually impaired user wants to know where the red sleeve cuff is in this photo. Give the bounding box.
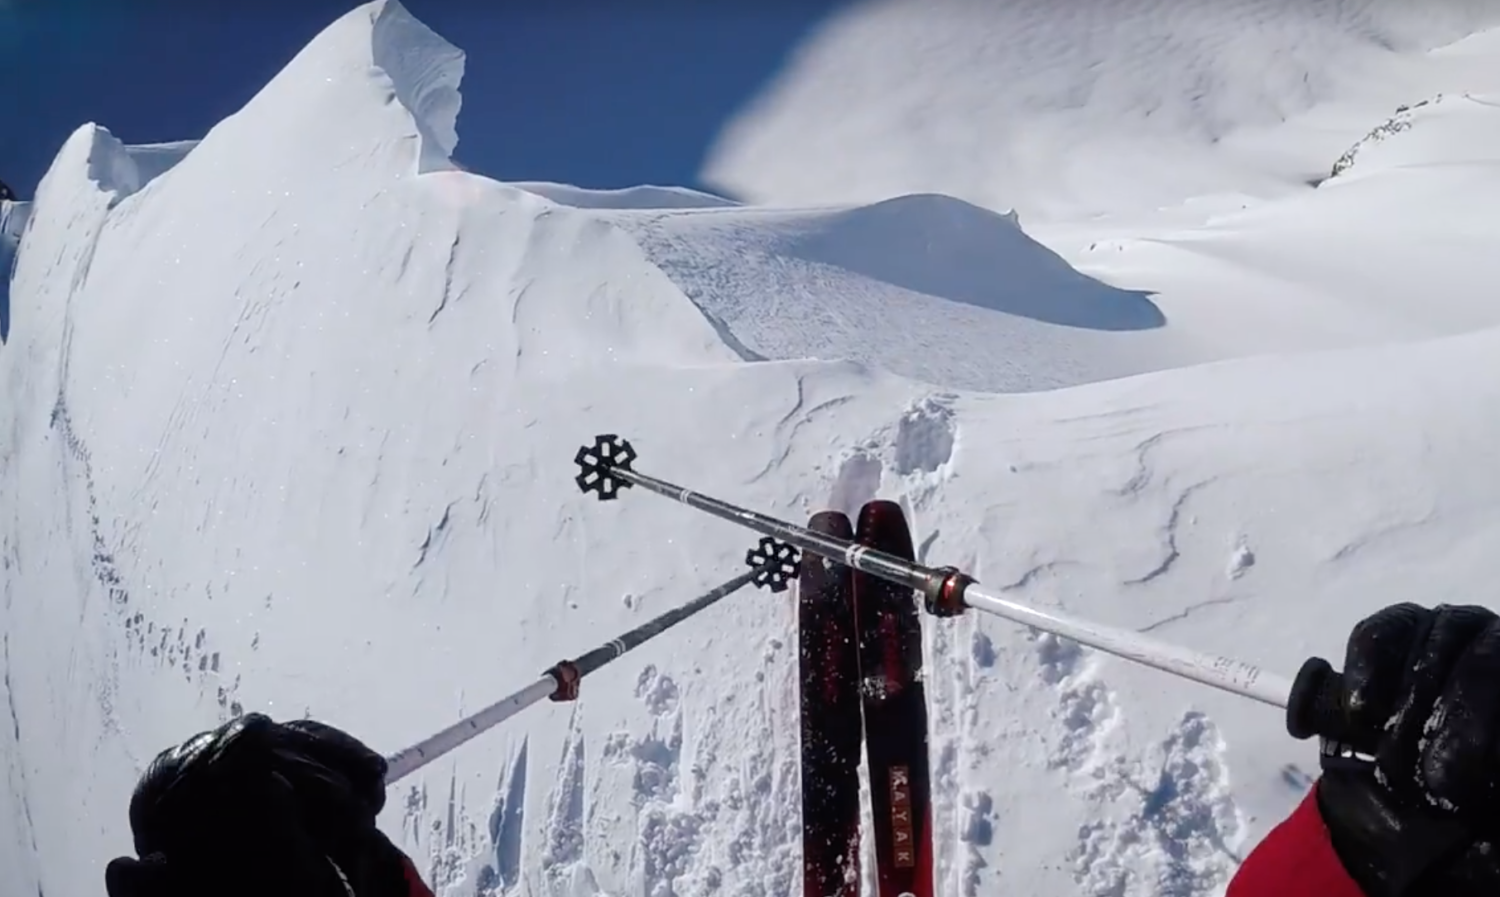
[401,853,436,897]
[1227,787,1365,897]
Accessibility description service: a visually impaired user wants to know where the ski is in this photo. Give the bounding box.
[798,511,864,897]
[852,500,934,897]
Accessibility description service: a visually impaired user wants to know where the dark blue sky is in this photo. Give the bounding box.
[0,0,848,199]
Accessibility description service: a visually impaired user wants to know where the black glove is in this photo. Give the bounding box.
[104,713,416,897]
[1315,602,1500,897]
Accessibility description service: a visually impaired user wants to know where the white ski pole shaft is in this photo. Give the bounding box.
[961,586,1291,707]
[383,542,796,784]
[574,434,1290,709]
[385,676,556,783]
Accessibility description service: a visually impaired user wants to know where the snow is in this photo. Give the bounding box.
[0,197,26,342]
[5,1,1500,896]
[119,140,200,187]
[705,0,1500,222]
[512,182,739,211]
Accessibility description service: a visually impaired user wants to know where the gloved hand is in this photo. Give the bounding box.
[104,713,417,897]
[1316,603,1500,897]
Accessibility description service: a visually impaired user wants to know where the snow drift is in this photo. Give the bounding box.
[6,2,1500,897]
[607,194,1168,393]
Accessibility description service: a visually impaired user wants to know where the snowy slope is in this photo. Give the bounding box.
[706,0,1500,222]
[5,3,1500,897]
[1046,70,1500,358]
[520,53,1500,394]
[604,196,1172,393]
[548,102,1500,393]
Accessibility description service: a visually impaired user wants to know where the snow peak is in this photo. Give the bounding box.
[888,765,915,867]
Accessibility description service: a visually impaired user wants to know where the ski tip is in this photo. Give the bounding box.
[801,511,854,589]
[806,510,854,539]
[855,500,914,557]
[858,499,905,521]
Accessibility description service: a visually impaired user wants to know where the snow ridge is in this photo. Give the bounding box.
[122,140,199,187]
[370,0,465,171]
[514,182,740,210]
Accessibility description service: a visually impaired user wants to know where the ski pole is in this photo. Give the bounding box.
[574,435,1366,753]
[383,535,800,783]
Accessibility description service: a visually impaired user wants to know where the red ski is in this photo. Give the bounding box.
[798,511,863,897]
[852,500,934,897]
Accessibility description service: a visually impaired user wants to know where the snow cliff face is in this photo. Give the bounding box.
[6,2,1500,897]
[0,199,27,342]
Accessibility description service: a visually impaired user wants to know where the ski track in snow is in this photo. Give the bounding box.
[2,635,39,861]
[52,291,245,729]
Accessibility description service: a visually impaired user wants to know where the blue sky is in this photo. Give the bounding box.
[0,1,849,198]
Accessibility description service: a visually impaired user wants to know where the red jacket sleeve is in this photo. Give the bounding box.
[1226,787,1365,897]
[401,854,436,897]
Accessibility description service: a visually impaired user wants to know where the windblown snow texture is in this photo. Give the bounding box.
[5,2,1500,896]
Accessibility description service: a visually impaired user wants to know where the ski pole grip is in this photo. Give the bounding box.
[1286,656,1351,742]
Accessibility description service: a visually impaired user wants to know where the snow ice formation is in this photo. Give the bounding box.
[6,1,1500,895]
